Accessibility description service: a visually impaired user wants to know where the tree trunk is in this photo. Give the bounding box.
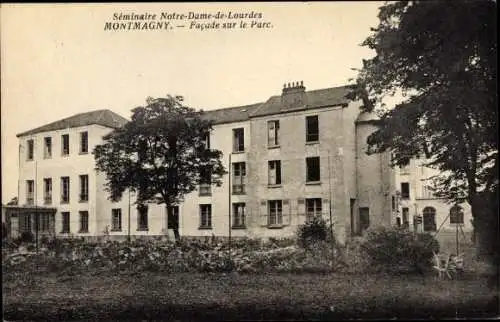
[471,191,499,262]
[166,203,181,243]
[173,229,180,242]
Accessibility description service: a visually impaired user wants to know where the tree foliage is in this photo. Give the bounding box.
[348,1,497,258]
[93,95,226,209]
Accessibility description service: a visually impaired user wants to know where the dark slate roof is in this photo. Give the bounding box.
[249,85,353,118]
[16,109,129,137]
[201,84,354,124]
[202,103,263,125]
[16,85,355,136]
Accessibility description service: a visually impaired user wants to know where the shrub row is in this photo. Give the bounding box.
[3,223,440,275]
[3,238,340,275]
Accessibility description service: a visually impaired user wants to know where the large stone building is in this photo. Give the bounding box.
[8,82,471,243]
[393,156,473,245]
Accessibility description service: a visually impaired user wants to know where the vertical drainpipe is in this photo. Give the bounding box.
[18,142,21,205]
[228,152,232,248]
[127,189,131,243]
[354,112,359,236]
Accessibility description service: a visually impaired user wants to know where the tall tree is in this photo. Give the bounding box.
[93,95,226,241]
[348,1,498,260]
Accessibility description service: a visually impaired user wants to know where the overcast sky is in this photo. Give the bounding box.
[1,2,385,203]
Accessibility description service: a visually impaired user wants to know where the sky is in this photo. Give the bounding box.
[1,2,385,204]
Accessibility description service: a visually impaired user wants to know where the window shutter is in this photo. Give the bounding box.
[276,161,282,184]
[322,199,330,217]
[297,198,306,223]
[283,199,291,226]
[260,200,268,227]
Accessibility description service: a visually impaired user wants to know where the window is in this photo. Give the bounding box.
[20,214,31,232]
[79,175,89,202]
[137,204,149,230]
[305,115,319,142]
[43,178,52,204]
[402,207,409,228]
[232,162,246,194]
[167,206,179,229]
[27,139,34,161]
[61,177,70,203]
[111,208,122,231]
[79,211,89,233]
[40,213,50,232]
[199,168,212,196]
[199,204,212,229]
[268,200,283,226]
[391,196,396,211]
[233,128,244,152]
[61,134,70,155]
[359,207,370,232]
[26,180,34,205]
[44,137,52,159]
[423,207,436,231]
[306,157,321,182]
[306,198,322,222]
[401,182,410,199]
[232,203,246,228]
[268,160,282,185]
[268,120,280,147]
[61,212,70,233]
[449,206,464,224]
[80,131,88,154]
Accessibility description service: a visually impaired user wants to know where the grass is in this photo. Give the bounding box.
[3,270,498,320]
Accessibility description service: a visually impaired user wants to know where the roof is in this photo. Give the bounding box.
[201,84,354,124]
[16,85,357,136]
[202,103,263,125]
[249,85,353,118]
[17,109,129,137]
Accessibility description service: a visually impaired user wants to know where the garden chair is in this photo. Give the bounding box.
[433,251,452,280]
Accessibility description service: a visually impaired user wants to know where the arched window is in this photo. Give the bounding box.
[449,205,464,224]
[423,207,437,231]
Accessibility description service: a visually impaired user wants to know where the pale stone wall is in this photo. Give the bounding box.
[355,118,395,235]
[245,102,365,243]
[394,157,473,233]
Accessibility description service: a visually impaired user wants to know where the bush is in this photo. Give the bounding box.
[360,226,440,274]
[297,216,331,249]
[2,236,345,275]
[18,232,34,244]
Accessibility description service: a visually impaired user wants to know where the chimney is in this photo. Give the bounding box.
[281,80,306,108]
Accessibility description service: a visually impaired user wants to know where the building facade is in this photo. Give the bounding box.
[393,157,473,235]
[14,82,468,244]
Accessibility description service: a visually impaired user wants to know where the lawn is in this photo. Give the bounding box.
[3,270,498,320]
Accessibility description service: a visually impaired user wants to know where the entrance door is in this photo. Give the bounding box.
[423,207,437,231]
[350,198,356,235]
[10,215,19,239]
[402,207,409,229]
[359,207,370,233]
[19,213,31,233]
